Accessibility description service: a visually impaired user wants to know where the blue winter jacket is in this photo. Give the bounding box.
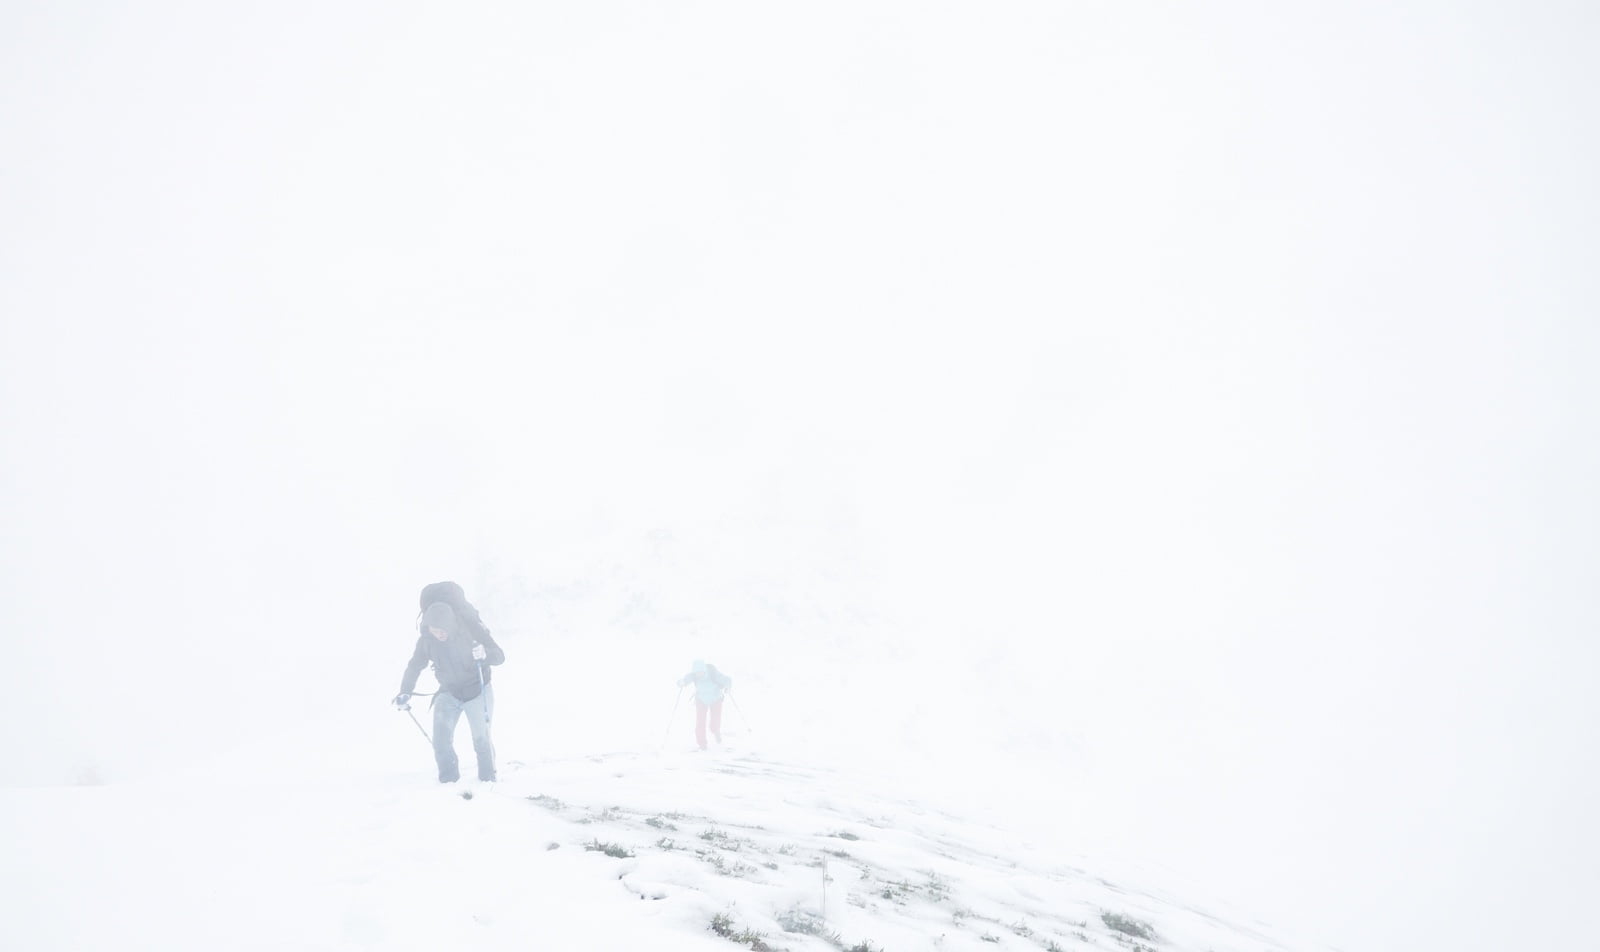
[678,660,731,704]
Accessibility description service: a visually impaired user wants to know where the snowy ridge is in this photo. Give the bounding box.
[491,747,1307,952]
[0,742,1313,952]
[510,749,1278,952]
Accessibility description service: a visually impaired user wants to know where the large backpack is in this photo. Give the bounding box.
[418,580,491,641]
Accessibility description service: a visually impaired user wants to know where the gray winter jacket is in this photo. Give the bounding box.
[399,603,505,701]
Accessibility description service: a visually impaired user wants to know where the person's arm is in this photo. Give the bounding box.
[398,637,430,695]
[717,672,732,691]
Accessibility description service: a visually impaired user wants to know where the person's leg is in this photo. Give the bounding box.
[709,699,723,744]
[433,694,464,782]
[463,684,496,781]
[694,700,708,750]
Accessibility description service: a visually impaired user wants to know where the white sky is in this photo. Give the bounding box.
[2,3,1597,952]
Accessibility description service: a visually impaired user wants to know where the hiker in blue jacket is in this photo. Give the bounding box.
[393,600,506,783]
[677,659,732,750]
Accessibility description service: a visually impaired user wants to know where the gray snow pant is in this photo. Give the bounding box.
[432,684,495,782]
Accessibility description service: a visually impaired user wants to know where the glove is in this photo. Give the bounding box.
[471,644,487,661]
[392,693,411,708]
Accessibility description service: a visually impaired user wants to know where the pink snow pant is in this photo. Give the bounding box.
[695,699,723,749]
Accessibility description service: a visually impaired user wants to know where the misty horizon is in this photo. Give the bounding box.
[3,4,1596,952]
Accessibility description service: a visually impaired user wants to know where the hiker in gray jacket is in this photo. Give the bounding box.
[394,601,505,783]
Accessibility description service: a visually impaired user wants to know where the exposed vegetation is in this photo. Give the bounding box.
[582,839,633,858]
[779,909,841,946]
[1101,911,1156,940]
[700,827,755,851]
[700,850,760,877]
[710,912,778,951]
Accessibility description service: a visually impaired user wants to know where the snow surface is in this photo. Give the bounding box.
[0,731,1322,952]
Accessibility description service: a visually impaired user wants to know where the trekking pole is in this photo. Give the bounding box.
[398,701,431,744]
[660,686,684,750]
[727,689,754,735]
[478,659,490,725]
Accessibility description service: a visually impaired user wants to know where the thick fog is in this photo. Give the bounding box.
[2,4,1596,952]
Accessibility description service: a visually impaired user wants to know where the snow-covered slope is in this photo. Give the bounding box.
[0,740,1315,952]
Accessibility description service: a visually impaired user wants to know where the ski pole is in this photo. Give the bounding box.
[661,685,684,749]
